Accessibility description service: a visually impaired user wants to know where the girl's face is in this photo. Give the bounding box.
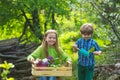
[81,33,92,40]
[45,33,57,46]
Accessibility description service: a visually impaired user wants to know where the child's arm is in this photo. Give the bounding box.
[73,44,89,56]
[27,46,43,63]
[59,47,72,65]
[92,40,102,55]
[27,56,35,64]
[93,51,102,55]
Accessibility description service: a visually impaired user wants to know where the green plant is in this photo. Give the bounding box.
[0,61,14,80]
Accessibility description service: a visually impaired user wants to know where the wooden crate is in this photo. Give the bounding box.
[32,65,72,76]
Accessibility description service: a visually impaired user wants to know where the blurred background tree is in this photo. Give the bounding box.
[0,0,120,79]
[0,0,119,43]
[0,0,120,63]
[0,0,77,43]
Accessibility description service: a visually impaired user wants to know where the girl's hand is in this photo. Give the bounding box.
[67,60,72,64]
[30,57,35,64]
[66,60,72,67]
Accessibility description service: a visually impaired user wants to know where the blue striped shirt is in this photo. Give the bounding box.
[76,38,101,66]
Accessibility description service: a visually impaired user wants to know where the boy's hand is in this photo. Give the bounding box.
[93,51,102,55]
[72,45,79,52]
[79,48,89,56]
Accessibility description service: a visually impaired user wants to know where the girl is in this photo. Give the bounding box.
[27,29,71,80]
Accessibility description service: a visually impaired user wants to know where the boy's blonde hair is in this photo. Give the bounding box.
[80,23,94,34]
[42,30,60,57]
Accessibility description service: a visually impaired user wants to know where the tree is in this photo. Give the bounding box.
[90,0,120,41]
[0,0,77,42]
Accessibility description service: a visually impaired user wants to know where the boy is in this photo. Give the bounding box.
[73,23,102,80]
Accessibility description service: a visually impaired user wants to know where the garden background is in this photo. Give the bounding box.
[0,0,120,80]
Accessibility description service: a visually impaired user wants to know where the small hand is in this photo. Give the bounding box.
[72,45,79,52]
[67,60,72,64]
[93,51,101,55]
[30,57,35,64]
[67,60,72,66]
[63,60,72,67]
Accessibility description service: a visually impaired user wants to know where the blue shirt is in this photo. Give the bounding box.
[76,38,101,66]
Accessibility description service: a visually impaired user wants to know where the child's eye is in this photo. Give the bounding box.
[53,37,56,39]
[49,37,56,39]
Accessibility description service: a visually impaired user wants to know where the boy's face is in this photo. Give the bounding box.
[81,33,92,40]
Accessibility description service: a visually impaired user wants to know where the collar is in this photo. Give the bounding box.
[82,38,92,42]
[47,46,54,49]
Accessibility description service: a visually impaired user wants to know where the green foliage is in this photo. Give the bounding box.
[0,0,18,25]
[0,61,15,80]
[0,0,120,80]
[59,31,80,43]
[0,0,119,42]
[95,45,119,66]
[0,20,23,40]
[59,31,79,64]
[0,0,79,41]
[90,0,120,41]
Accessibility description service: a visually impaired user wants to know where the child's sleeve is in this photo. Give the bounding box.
[75,39,81,49]
[27,46,43,61]
[59,47,71,62]
[94,41,101,51]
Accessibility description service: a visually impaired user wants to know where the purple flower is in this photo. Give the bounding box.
[47,56,54,61]
[36,60,42,67]
[41,61,50,67]
[35,56,54,67]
